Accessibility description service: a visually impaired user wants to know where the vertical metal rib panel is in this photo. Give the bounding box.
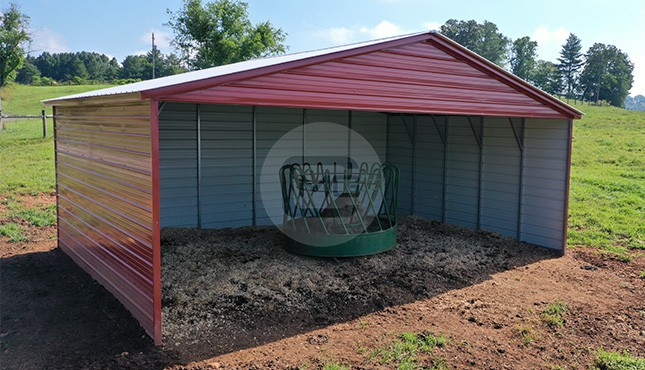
[414,115,445,221]
[304,108,348,165]
[562,119,574,253]
[444,116,479,229]
[520,118,569,249]
[55,100,156,341]
[350,111,387,163]
[480,117,521,237]
[252,106,257,226]
[161,40,567,118]
[386,114,413,216]
[199,104,253,228]
[158,103,198,227]
[254,106,303,225]
[197,104,202,228]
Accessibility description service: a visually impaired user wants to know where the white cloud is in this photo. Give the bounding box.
[422,22,441,31]
[139,29,173,50]
[629,53,645,96]
[359,20,410,39]
[531,24,569,61]
[315,20,412,45]
[314,27,357,44]
[29,28,69,54]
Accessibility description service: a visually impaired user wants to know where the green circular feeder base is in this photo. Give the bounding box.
[284,226,397,257]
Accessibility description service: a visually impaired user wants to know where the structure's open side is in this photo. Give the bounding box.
[45,31,582,345]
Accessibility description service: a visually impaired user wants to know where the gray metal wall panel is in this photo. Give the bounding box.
[305,109,349,165]
[521,118,569,249]
[255,107,304,225]
[414,115,444,220]
[480,117,520,237]
[444,116,479,228]
[386,115,413,215]
[199,104,253,228]
[159,102,198,228]
[351,111,387,162]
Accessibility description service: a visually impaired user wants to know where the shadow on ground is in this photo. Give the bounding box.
[0,216,559,369]
[0,249,170,369]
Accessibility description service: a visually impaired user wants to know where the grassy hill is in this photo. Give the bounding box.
[0,84,113,193]
[0,84,643,256]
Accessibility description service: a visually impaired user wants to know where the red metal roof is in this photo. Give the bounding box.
[46,31,582,120]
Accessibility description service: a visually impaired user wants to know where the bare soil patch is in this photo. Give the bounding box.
[0,193,57,257]
[160,217,557,361]
[1,194,643,369]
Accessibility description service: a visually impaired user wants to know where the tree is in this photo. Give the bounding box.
[557,33,583,99]
[510,36,538,80]
[530,60,562,95]
[166,0,287,70]
[158,53,186,77]
[439,19,510,66]
[0,3,31,86]
[121,54,151,80]
[625,95,645,111]
[579,43,634,107]
[15,57,40,84]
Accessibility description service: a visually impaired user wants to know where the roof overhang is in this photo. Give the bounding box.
[44,32,582,119]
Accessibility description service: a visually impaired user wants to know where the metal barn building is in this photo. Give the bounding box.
[44,32,582,345]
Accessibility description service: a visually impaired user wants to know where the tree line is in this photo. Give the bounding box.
[1,2,636,107]
[439,20,634,107]
[16,50,186,85]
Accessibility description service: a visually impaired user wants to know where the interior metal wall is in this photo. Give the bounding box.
[254,106,303,225]
[199,105,254,228]
[388,114,569,251]
[159,104,387,229]
[159,103,198,227]
[521,118,569,248]
[386,115,414,216]
[159,104,569,251]
[480,117,522,237]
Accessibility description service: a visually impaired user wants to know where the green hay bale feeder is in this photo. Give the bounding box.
[279,162,399,257]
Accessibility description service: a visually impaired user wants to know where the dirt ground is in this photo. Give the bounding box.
[1,194,643,369]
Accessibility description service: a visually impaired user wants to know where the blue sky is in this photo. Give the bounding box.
[13,0,645,95]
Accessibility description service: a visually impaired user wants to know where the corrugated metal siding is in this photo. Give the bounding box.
[200,105,253,228]
[480,117,521,237]
[55,101,156,339]
[387,115,414,215]
[351,111,387,162]
[414,115,445,221]
[255,107,303,225]
[159,103,198,227]
[444,116,480,229]
[305,109,349,165]
[161,40,566,118]
[521,118,569,249]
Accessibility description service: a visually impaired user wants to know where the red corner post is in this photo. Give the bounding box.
[150,99,162,345]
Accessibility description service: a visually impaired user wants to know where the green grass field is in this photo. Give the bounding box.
[0,84,643,256]
[568,102,645,258]
[0,84,112,194]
